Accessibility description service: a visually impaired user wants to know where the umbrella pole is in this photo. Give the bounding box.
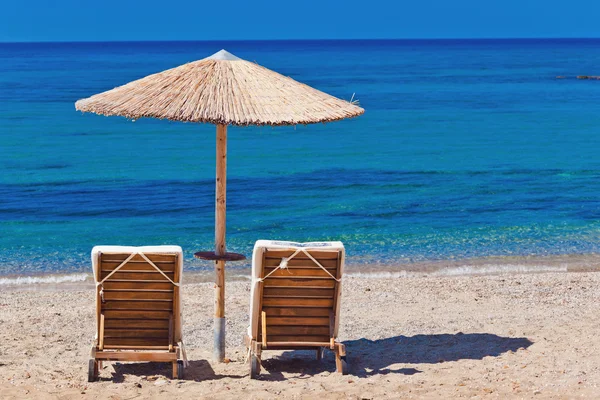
[214,123,227,362]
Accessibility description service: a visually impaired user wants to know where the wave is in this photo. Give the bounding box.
[0,262,579,286]
[347,263,568,278]
[0,273,89,286]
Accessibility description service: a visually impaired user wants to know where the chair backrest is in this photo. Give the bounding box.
[253,243,344,346]
[93,248,182,349]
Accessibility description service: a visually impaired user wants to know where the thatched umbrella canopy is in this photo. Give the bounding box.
[75,49,364,362]
[75,50,363,126]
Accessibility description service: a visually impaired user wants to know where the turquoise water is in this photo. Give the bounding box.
[2,39,600,277]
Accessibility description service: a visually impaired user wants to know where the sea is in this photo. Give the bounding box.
[2,39,600,285]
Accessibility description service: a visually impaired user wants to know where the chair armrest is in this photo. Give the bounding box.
[261,311,267,348]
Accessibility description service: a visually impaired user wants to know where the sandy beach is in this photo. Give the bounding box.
[1,271,599,399]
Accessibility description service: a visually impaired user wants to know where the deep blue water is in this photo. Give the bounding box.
[2,39,600,276]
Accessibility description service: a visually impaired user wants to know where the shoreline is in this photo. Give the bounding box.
[1,252,599,291]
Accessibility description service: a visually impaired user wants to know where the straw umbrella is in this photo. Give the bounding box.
[75,49,364,362]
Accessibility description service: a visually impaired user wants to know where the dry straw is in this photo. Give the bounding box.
[75,50,364,126]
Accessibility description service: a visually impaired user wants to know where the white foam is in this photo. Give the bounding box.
[347,263,568,279]
[0,263,572,286]
[0,273,89,286]
[347,270,410,279]
[432,263,568,277]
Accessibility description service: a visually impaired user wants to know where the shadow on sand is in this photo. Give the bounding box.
[101,333,533,381]
[258,333,533,379]
[107,359,244,382]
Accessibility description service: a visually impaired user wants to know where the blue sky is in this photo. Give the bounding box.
[2,0,600,42]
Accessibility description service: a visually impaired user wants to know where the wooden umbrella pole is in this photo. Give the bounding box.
[214,123,227,362]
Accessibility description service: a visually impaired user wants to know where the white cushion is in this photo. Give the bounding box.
[248,240,345,339]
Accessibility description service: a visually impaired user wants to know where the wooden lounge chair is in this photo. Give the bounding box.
[88,245,187,382]
[244,240,347,378]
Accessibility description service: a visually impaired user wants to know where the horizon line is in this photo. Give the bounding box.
[1,37,600,45]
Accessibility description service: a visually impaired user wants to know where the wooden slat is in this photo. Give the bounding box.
[103,338,169,347]
[263,258,338,268]
[263,278,336,288]
[264,250,340,260]
[263,268,336,278]
[101,345,170,350]
[261,311,267,347]
[101,271,174,281]
[99,313,105,350]
[261,335,330,343]
[266,317,330,326]
[101,281,174,291]
[332,253,342,321]
[261,326,330,335]
[104,329,169,338]
[263,307,331,317]
[102,291,174,301]
[101,261,175,272]
[103,310,171,319]
[103,301,173,310]
[329,310,335,337]
[104,319,170,329]
[263,287,334,298]
[265,342,330,348]
[262,298,334,308]
[168,314,173,352]
[95,351,177,362]
[100,254,178,263]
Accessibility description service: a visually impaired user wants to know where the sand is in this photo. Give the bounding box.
[1,271,600,399]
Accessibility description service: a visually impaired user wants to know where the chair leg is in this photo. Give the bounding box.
[88,343,99,382]
[249,340,262,379]
[334,343,348,375]
[316,347,324,361]
[172,361,178,379]
[88,359,98,382]
[177,360,184,379]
